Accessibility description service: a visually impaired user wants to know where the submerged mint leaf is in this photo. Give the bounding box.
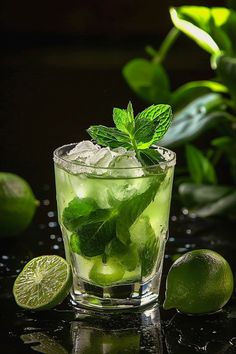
[78,208,117,257]
[63,196,118,257]
[87,125,130,148]
[62,197,97,232]
[116,177,163,245]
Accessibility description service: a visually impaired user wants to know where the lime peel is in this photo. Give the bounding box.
[163,249,234,314]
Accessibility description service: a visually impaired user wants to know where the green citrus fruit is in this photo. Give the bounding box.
[13,255,72,310]
[89,257,125,286]
[0,172,38,237]
[163,249,234,314]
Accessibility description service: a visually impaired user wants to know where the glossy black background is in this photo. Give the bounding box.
[1,0,236,353]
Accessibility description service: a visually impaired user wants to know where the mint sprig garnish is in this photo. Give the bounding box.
[87,102,173,163]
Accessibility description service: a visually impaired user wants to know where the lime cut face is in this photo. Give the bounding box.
[163,249,234,314]
[13,255,72,310]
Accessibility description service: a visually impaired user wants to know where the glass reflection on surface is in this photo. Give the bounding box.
[71,305,162,354]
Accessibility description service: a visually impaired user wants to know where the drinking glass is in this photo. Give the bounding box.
[54,143,175,310]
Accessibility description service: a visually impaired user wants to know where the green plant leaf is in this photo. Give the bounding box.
[159,94,226,147]
[171,80,228,111]
[122,59,171,103]
[113,102,135,135]
[78,208,117,257]
[185,144,217,184]
[170,6,236,55]
[194,190,236,218]
[179,183,236,218]
[217,55,236,102]
[88,102,173,164]
[62,197,97,232]
[179,183,233,208]
[87,125,130,148]
[211,135,236,182]
[170,7,220,54]
[116,177,162,245]
[135,104,173,148]
[139,148,166,165]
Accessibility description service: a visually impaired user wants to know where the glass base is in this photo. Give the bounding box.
[70,273,161,312]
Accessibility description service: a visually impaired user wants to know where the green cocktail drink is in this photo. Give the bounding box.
[54,142,175,310]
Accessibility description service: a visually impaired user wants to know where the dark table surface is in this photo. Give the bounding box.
[1,185,236,354]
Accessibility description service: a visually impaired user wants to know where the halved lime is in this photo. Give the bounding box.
[13,255,72,310]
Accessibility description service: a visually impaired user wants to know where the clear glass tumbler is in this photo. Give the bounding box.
[54,143,175,311]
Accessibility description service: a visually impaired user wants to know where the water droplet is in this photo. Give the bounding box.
[52,245,59,250]
[50,234,56,240]
[57,237,62,242]
[169,237,175,242]
[182,208,189,215]
[2,255,9,260]
[177,247,187,253]
[47,211,55,218]
[48,222,57,228]
[171,215,177,222]
[186,229,192,235]
[43,199,50,206]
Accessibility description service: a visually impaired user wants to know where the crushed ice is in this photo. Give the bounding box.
[65,140,143,176]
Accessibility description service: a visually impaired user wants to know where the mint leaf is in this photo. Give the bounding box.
[62,197,97,232]
[134,117,156,147]
[141,231,159,277]
[78,208,117,257]
[113,102,135,135]
[135,104,173,149]
[116,177,163,245]
[87,125,130,148]
[139,148,166,165]
[87,102,173,163]
[70,233,81,255]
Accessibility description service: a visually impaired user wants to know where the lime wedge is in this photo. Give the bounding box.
[13,255,72,310]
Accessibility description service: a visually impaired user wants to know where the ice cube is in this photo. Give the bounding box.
[85,147,113,169]
[108,154,144,178]
[67,140,100,161]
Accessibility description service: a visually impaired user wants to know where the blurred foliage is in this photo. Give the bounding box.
[122,3,236,219]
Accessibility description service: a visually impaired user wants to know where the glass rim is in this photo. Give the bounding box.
[53,142,176,171]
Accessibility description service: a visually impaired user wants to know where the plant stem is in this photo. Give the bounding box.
[131,137,141,162]
[153,27,180,64]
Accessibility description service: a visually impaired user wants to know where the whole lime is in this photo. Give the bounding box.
[0,172,38,237]
[163,249,234,314]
